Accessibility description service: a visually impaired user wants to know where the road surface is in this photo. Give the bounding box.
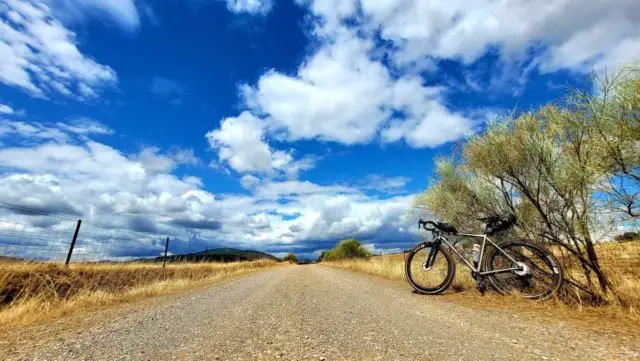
[1,265,638,360]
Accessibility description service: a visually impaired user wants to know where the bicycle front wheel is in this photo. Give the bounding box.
[485,241,563,300]
[405,243,455,294]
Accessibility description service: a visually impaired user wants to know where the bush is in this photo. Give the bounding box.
[321,239,372,261]
[418,64,640,294]
[282,253,298,263]
[614,232,640,242]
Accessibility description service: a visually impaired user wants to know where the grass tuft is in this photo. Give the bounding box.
[0,259,278,330]
[325,242,639,319]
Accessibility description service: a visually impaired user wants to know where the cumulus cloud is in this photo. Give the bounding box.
[0,113,422,260]
[206,111,315,177]
[240,174,260,189]
[242,32,393,145]
[0,0,118,99]
[220,3,479,149]
[216,0,639,154]
[356,0,640,72]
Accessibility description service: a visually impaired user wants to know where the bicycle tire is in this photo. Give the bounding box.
[405,242,456,294]
[484,241,563,300]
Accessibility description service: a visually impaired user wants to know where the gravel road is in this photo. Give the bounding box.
[1,265,638,361]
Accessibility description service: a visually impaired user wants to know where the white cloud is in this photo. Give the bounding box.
[205,111,315,176]
[240,174,260,189]
[225,0,272,15]
[0,120,69,143]
[0,116,420,260]
[0,0,117,99]
[48,0,140,31]
[0,104,15,115]
[243,31,393,145]
[239,27,474,148]
[356,0,640,72]
[0,117,112,144]
[167,148,201,167]
[229,0,640,152]
[56,117,113,136]
[359,174,411,193]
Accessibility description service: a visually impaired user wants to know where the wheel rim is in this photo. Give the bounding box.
[488,244,558,298]
[407,247,451,291]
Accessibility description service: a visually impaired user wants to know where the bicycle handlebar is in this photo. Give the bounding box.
[418,219,437,231]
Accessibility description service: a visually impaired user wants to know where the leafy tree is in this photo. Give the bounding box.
[575,66,640,219]
[282,253,298,263]
[418,64,640,294]
[322,239,372,261]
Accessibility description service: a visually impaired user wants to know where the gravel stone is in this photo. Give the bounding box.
[1,265,638,360]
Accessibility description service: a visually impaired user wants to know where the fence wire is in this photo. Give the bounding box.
[0,201,171,263]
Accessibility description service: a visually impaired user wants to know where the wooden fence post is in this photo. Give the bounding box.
[163,237,170,268]
[65,220,82,267]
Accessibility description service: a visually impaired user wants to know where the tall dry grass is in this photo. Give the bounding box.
[0,259,278,330]
[326,241,640,317]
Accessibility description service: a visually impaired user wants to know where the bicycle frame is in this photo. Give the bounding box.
[431,232,522,276]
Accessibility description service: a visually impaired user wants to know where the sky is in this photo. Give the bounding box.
[0,0,639,260]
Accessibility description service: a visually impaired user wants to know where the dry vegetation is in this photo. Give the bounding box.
[0,259,278,330]
[326,241,640,319]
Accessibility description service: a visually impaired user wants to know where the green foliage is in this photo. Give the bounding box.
[282,253,298,263]
[417,64,640,294]
[321,239,372,261]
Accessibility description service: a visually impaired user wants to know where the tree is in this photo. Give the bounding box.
[577,66,640,219]
[418,65,640,294]
[282,253,298,263]
[322,239,372,261]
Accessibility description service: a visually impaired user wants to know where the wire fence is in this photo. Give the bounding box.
[0,201,172,264]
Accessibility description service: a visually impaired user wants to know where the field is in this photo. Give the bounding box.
[326,241,640,320]
[0,259,278,330]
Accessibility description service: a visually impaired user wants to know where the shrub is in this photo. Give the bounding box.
[282,253,298,263]
[322,239,372,261]
[614,232,640,242]
[418,64,640,295]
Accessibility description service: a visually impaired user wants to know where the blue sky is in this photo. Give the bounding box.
[0,0,638,259]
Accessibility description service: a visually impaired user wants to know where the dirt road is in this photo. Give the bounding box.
[1,265,638,360]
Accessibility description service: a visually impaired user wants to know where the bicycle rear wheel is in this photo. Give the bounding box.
[484,241,563,300]
[405,243,455,294]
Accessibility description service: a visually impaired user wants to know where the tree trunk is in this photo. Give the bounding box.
[584,239,609,292]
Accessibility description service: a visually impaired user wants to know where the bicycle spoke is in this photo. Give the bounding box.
[489,243,557,298]
[408,247,451,291]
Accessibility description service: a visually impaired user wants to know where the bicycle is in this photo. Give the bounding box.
[405,215,563,300]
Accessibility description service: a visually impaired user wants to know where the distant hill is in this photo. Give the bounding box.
[151,248,279,263]
[0,255,25,262]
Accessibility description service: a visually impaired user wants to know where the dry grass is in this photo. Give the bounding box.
[0,259,278,330]
[326,241,640,319]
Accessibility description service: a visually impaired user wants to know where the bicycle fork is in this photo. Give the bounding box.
[422,242,440,271]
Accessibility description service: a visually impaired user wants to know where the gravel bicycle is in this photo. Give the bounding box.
[405,215,563,300]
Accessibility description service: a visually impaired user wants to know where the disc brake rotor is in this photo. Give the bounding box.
[513,261,530,276]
